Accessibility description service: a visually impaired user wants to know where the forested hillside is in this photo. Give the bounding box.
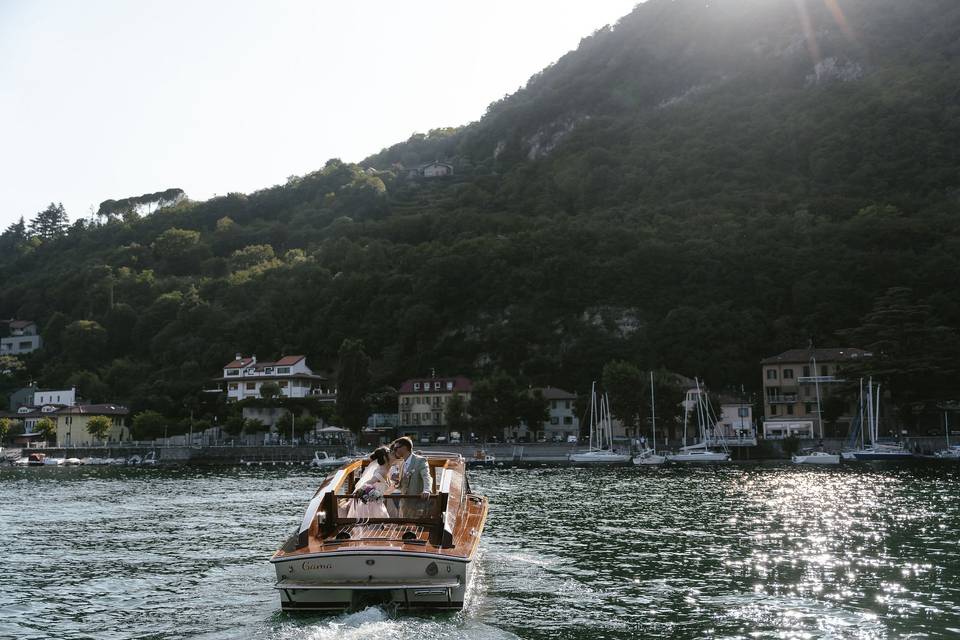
[2,0,959,429]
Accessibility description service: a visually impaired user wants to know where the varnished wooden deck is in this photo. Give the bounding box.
[272,454,488,562]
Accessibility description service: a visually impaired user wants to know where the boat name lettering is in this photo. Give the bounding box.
[302,561,333,570]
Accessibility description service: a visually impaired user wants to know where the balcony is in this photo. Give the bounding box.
[766,394,798,404]
[798,376,845,384]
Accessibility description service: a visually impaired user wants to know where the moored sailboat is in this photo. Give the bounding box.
[667,380,730,463]
[633,372,666,466]
[569,382,631,465]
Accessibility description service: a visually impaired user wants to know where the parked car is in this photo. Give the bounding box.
[567,435,578,444]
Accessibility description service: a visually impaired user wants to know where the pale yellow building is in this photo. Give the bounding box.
[55,404,130,446]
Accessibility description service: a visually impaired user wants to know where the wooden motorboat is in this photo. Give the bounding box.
[270,452,488,612]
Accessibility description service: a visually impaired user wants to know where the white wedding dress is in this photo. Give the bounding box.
[347,463,393,520]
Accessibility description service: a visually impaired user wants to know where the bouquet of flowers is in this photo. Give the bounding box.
[355,485,383,503]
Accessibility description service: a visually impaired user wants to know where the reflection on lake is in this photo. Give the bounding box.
[1,463,959,639]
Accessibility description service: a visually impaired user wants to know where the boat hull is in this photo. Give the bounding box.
[633,453,667,465]
[792,453,840,465]
[852,451,914,461]
[272,550,471,612]
[667,452,730,463]
[568,452,632,465]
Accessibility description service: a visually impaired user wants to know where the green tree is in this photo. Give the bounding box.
[222,415,245,438]
[35,417,56,443]
[444,392,470,439]
[0,417,13,443]
[62,320,109,368]
[336,338,371,435]
[259,381,282,400]
[29,202,69,240]
[86,415,113,444]
[468,371,521,442]
[518,388,550,441]
[602,361,645,437]
[840,287,960,430]
[132,410,167,440]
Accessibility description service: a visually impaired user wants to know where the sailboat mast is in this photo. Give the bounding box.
[859,378,865,449]
[589,381,597,451]
[875,383,881,442]
[866,378,875,446]
[649,371,657,454]
[812,354,824,439]
[946,411,951,449]
[604,393,613,450]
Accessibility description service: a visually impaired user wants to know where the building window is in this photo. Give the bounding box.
[433,397,441,407]
[805,403,813,414]
[565,400,571,409]
[228,383,238,390]
[563,416,573,425]
[766,369,777,380]
[738,407,749,418]
[821,365,828,376]
[787,405,794,415]
[246,382,255,390]
[414,383,420,391]
[770,405,777,415]
[434,382,440,390]
[550,417,559,425]
[277,367,290,374]
[433,413,440,423]
[803,365,810,377]
[278,381,288,388]
[226,369,239,376]
[783,369,794,379]
[446,381,453,390]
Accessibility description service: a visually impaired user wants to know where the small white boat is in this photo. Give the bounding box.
[668,449,730,463]
[466,450,497,467]
[42,457,66,466]
[840,450,859,461]
[64,458,82,465]
[569,449,632,465]
[668,380,730,463]
[569,382,631,465]
[142,451,158,465]
[935,446,960,460]
[792,451,840,465]
[309,451,355,468]
[633,449,667,466]
[852,444,914,461]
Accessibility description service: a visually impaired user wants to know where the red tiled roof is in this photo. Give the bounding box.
[8,320,35,329]
[274,355,305,366]
[57,404,129,416]
[398,375,473,393]
[224,357,255,369]
[760,347,872,365]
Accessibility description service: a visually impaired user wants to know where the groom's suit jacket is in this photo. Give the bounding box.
[399,453,432,495]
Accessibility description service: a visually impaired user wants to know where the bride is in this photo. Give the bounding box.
[347,446,397,520]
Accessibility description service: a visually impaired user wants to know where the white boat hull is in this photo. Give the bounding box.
[568,451,632,465]
[633,452,667,466]
[667,451,730,463]
[272,550,471,612]
[792,452,840,465]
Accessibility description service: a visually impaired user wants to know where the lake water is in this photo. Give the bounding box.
[1,463,959,639]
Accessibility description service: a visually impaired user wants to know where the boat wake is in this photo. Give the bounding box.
[265,605,518,640]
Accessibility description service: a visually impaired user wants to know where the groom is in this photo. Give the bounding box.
[391,436,432,517]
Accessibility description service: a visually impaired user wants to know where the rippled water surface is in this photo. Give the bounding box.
[2,463,959,639]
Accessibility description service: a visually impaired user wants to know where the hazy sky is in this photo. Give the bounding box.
[0,1,638,228]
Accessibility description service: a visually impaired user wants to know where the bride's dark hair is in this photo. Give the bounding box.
[369,446,390,465]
